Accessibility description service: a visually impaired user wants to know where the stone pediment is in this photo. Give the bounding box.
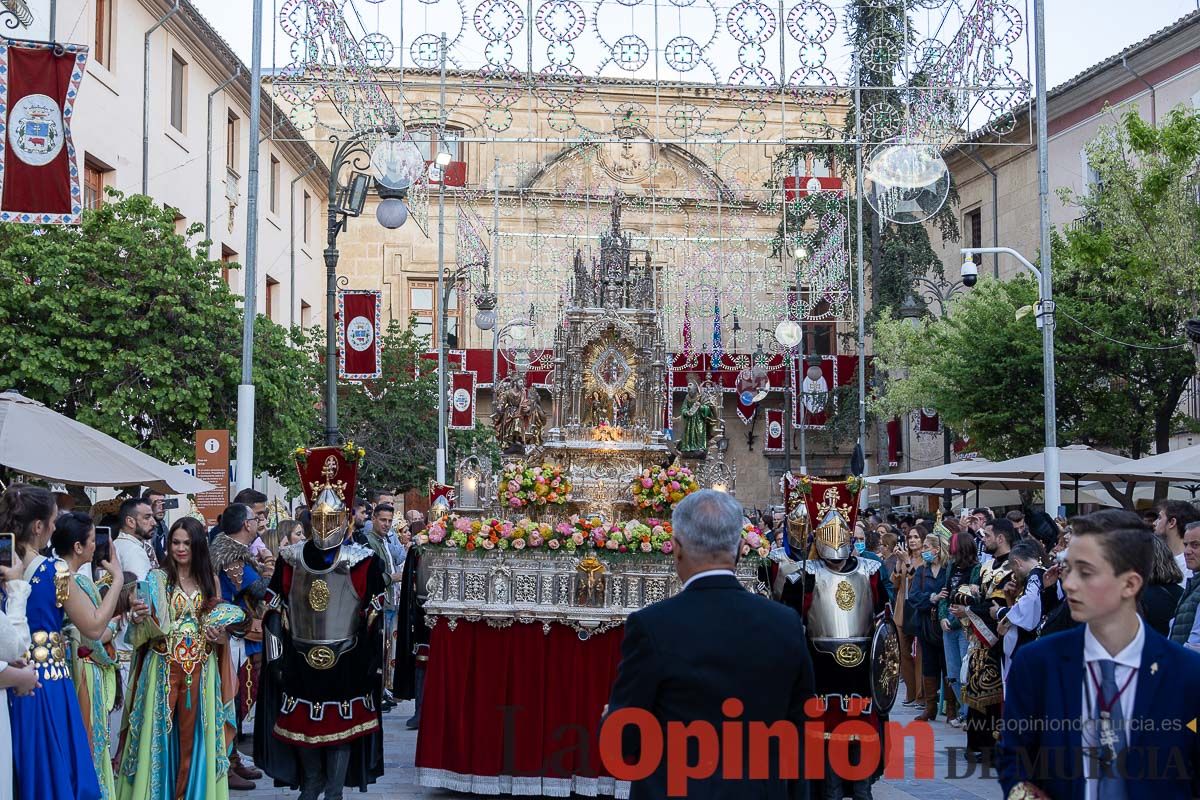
[523,135,729,197]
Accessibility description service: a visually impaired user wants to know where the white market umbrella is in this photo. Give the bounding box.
[958,444,1131,506]
[870,459,1052,506]
[0,391,214,494]
[1090,442,1200,484]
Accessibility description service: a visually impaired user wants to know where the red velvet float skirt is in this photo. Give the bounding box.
[414,619,628,796]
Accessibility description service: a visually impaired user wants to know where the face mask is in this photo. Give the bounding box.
[854,541,866,554]
[921,551,935,564]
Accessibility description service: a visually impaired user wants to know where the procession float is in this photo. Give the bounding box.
[412,197,768,797]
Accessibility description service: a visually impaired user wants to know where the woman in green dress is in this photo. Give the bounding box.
[53,513,120,800]
[115,517,245,800]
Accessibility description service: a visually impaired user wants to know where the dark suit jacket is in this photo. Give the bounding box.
[997,624,1200,800]
[605,573,815,800]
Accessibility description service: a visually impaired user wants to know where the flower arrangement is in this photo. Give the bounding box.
[499,462,571,510]
[740,522,770,559]
[630,465,699,514]
[845,474,865,494]
[342,441,366,463]
[417,514,678,557]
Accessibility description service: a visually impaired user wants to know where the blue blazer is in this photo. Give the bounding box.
[996,624,1200,800]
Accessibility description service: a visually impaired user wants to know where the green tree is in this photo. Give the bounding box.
[330,318,498,496]
[0,191,321,485]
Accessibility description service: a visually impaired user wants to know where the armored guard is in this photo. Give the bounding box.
[774,475,898,800]
[255,446,386,799]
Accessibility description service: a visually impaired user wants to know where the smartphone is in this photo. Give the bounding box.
[93,526,112,564]
[0,532,14,569]
[161,498,180,510]
[136,579,154,608]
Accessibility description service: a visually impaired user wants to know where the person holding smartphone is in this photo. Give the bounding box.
[115,517,245,800]
[1,485,126,800]
[54,512,122,800]
[0,538,39,796]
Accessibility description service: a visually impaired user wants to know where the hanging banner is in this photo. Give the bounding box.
[915,408,941,435]
[795,357,835,429]
[449,371,477,429]
[764,407,785,453]
[338,290,382,380]
[0,40,88,224]
[887,417,902,467]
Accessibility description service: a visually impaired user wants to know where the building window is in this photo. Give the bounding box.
[408,126,462,164]
[266,276,280,321]
[408,279,459,347]
[269,155,280,214]
[965,208,982,265]
[226,110,239,173]
[94,0,113,69]
[302,190,311,243]
[300,300,313,328]
[169,52,187,132]
[1080,148,1102,194]
[221,246,238,289]
[83,159,109,210]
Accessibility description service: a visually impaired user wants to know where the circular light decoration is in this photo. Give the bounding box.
[774,320,802,349]
[371,136,424,190]
[863,138,951,225]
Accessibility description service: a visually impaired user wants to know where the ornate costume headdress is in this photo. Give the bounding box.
[295,445,360,550]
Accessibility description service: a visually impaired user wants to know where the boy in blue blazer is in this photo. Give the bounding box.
[996,525,1200,800]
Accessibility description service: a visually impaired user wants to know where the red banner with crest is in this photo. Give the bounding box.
[449,371,477,429]
[0,41,88,224]
[764,407,785,453]
[295,445,359,508]
[339,290,382,380]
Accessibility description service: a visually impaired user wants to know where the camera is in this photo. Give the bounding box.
[961,258,979,287]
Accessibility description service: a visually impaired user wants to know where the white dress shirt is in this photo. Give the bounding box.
[113,533,154,653]
[1080,618,1143,800]
[682,568,736,591]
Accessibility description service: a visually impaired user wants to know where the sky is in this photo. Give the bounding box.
[187,0,1199,91]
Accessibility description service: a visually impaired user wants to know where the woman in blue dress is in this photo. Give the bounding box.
[0,485,126,800]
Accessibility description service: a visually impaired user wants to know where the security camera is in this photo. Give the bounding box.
[961,258,979,288]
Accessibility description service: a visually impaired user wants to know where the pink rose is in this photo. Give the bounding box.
[529,533,543,547]
[483,539,496,550]
[670,481,680,491]
[500,522,514,537]
[606,539,619,550]
[508,480,521,492]
[512,537,526,550]
[746,532,762,548]
[429,529,445,544]
[667,468,677,477]
[509,497,522,507]
[661,540,673,554]
[641,478,653,489]
[548,538,561,550]
[640,541,652,553]
[555,522,572,535]
[455,518,473,532]
[572,532,585,546]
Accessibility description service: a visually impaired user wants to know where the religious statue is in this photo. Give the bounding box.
[613,390,636,428]
[677,379,717,457]
[586,389,612,427]
[492,376,528,454]
[520,386,546,445]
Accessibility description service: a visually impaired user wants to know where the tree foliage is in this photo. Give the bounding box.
[0,191,321,484]
[328,318,498,496]
[871,106,1200,493]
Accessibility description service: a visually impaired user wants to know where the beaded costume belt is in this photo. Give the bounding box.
[27,630,70,681]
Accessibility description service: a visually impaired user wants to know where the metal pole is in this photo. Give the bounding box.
[235,0,264,492]
[323,199,340,446]
[491,156,501,391]
[142,0,181,196]
[1033,0,1060,518]
[435,32,449,485]
[853,82,869,502]
[784,350,793,482]
[205,68,242,254]
[49,0,56,40]
[943,425,953,511]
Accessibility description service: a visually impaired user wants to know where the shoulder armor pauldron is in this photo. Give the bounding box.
[280,542,304,566]
[340,543,373,567]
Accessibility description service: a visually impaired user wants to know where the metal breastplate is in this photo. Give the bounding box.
[288,551,365,645]
[806,561,875,644]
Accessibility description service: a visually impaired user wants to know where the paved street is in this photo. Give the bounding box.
[240,700,1002,799]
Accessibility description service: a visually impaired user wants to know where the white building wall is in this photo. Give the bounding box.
[23,0,327,330]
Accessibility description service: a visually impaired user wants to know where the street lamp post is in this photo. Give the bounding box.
[775,321,803,500]
[961,245,1060,516]
[322,124,411,446]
